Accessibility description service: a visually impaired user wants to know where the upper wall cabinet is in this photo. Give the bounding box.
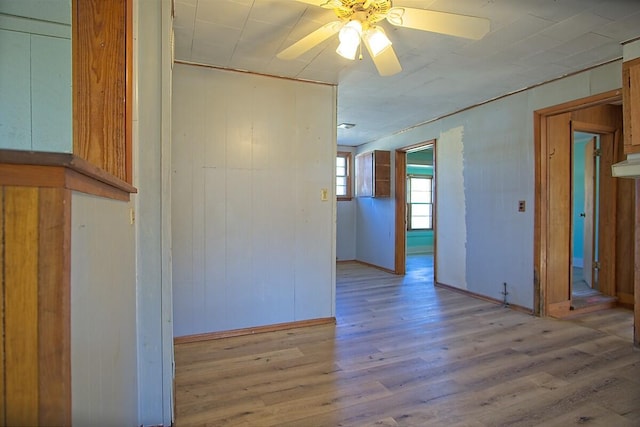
[356,150,391,198]
[623,58,640,154]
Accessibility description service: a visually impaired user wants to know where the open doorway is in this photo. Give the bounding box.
[394,140,436,278]
[572,132,610,308]
[535,91,635,318]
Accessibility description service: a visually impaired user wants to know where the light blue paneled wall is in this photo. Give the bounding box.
[355,61,622,309]
[172,64,337,336]
[0,0,71,152]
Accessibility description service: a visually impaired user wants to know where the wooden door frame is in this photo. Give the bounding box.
[574,122,620,300]
[534,90,624,317]
[394,140,436,275]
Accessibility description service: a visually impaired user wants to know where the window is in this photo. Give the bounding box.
[336,151,352,200]
[407,175,433,230]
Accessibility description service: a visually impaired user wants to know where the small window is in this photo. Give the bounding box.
[337,151,352,201]
[407,175,433,230]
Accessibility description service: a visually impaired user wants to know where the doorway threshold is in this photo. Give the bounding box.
[570,293,618,316]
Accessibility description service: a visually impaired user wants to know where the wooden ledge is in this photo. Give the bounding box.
[0,150,136,201]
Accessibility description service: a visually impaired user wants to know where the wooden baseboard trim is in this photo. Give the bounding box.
[336,259,356,263]
[617,292,634,308]
[174,317,336,344]
[435,282,534,315]
[354,260,397,275]
[547,300,572,318]
[564,300,619,318]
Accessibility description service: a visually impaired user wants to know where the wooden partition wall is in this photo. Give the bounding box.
[0,0,133,424]
[0,156,134,426]
[0,186,70,426]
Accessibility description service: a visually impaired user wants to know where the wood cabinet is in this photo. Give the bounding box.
[356,150,391,197]
[623,58,640,154]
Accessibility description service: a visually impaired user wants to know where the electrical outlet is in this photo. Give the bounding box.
[518,200,526,212]
[129,207,135,225]
[321,188,329,201]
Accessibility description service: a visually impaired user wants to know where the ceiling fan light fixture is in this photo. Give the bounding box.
[336,20,362,60]
[336,41,359,60]
[364,27,392,57]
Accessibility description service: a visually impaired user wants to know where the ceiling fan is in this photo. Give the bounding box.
[277,0,490,76]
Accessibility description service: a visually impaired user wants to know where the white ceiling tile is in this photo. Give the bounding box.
[247,0,307,25]
[526,0,602,22]
[195,0,252,28]
[540,11,613,42]
[174,0,640,145]
[595,11,640,40]
[590,0,640,19]
[518,48,571,68]
[193,19,242,43]
[174,2,197,30]
[461,13,556,59]
[550,32,614,56]
[553,42,623,68]
[173,29,194,60]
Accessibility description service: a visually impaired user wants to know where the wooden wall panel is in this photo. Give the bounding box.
[73,0,127,181]
[616,133,635,299]
[572,104,622,127]
[394,150,406,275]
[0,190,4,424]
[546,113,572,308]
[623,58,640,154]
[636,181,640,347]
[4,187,40,426]
[0,186,72,426]
[38,188,71,426]
[597,132,618,297]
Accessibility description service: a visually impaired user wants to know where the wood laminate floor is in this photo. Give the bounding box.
[174,259,640,426]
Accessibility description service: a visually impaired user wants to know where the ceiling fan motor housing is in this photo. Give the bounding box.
[333,0,392,24]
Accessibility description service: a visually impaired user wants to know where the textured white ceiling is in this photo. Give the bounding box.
[173,0,640,146]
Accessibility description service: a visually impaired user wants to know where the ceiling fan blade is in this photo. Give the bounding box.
[363,40,402,76]
[386,7,490,40]
[277,21,343,60]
